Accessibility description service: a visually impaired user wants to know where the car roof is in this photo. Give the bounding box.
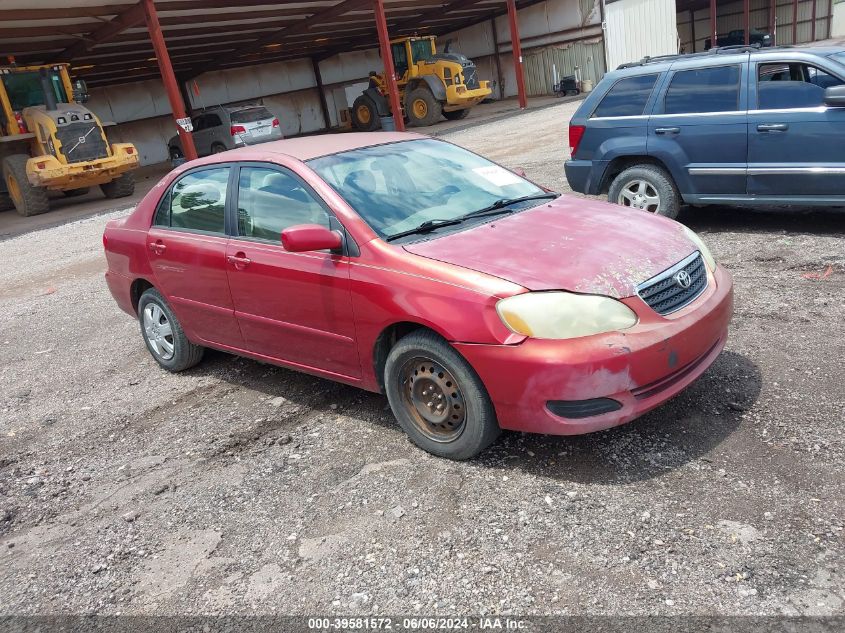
[614,45,845,74]
[182,132,428,166]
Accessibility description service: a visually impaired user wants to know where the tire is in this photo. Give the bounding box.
[384,330,500,460]
[100,172,135,199]
[62,187,90,197]
[351,95,380,132]
[137,288,204,372]
[443,108,470,121]
[0,193,14,212]
[405,87,441,127]
[169,146,184,160]
[608,164,681,219]
[211,143,227,154]
[2,154,50,217]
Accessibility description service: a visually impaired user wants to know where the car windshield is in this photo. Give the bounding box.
[308,139,546,239]
[230,107,273,123]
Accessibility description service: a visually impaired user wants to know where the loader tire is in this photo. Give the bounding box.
[100,172,135,199]
[352,95,380,132]
[0,193,14,212]
[406,87,441,127]
[2,154,50,217]
[443,108,470,121]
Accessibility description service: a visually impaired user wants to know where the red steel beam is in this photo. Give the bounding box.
[506,0,527,109]
[710,0,718,48]
[373,0,405,131]
[142,0,198,161]
[744,0,750,44]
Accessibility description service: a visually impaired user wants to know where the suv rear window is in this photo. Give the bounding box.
[230,107,273,123]
[664,65,740,114]
[592,74,659,118]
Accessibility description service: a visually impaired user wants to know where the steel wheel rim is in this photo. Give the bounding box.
[212,145,225,154]
[399,357,466,443]
[143,303,175,361]
[618,179,661,212]
[357,105,371,124]
[412,98,428,119]
[7,174,22,207]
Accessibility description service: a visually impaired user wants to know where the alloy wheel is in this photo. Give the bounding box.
[143,303,175,360]
[618,179,661,212]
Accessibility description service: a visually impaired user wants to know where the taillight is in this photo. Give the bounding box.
[569,124,586,157]
[271,118,279,128]
[230,125,246,136]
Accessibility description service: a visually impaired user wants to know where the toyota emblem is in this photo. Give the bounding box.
[674,270,692,289]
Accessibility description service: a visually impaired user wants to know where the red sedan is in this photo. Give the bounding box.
[103,132,733,460]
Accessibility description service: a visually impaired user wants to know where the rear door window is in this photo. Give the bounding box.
[664,65,741,114]
[592,74,660,118]
[166,168,230,234]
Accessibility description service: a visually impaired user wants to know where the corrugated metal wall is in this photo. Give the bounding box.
[677,0,834,52]
[522,39,606,95]
[605,0,680,69]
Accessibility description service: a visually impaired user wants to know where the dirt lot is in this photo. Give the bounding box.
[1,100,843,618]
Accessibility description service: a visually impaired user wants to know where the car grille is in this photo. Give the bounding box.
[462,64,480,89]
[55,122,109,163]
[637,251,708,315]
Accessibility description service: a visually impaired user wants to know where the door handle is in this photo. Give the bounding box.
[757,123,788,132]
[148,240,166,255]
[227,253,251,269]
[654,127,681,135]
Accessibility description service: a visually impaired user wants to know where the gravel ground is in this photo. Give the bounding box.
[1,101,844,618]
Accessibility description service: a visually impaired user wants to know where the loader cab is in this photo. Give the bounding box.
[390,36,437,81]
[0,65,74,135]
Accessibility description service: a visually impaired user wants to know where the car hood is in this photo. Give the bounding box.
[403,196,696,299]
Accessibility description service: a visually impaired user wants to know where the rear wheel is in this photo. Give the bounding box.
[100,172,135,199]
[2,154,49,217]
[608,164,681,219]
[63,187,90,197]
[443,108,470,121]
[211,143,227,154]
[352,95,380,132]
[0,193,14,212]
[138,288,204,372]
[384,330,500,460]
[406,87,441,127]
[169,146,184,160]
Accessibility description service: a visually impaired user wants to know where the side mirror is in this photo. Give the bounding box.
[512,166,527,178]
[281,224,342,253]
[824,85,845,107]
[72,79,89,104]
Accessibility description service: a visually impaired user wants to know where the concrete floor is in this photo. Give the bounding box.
[0,95,576,241]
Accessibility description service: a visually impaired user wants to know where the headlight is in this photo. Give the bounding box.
[496,292,638,340]
[682,226,716,271]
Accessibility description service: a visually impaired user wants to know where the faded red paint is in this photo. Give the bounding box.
[104,133,733,438]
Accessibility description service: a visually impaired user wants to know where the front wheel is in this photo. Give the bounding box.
[443,109,470,121]
[2,154,49,217]
[138,288,204,372]
[608,164,681,219]
[405,87,441,127]
[384,330,500,460]
[351,95,380,132]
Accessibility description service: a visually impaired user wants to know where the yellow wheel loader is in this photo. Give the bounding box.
[352,36,492,130]
[0,63,139,217]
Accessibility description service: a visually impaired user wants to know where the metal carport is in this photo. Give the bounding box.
[1,0,541,160]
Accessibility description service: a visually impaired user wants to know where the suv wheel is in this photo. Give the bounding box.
[608,164,680,219]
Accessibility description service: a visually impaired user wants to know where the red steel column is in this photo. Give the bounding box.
[792,0,798,43]
[141,0,197,160]
[506,0,527,109]
[744,0,750,44]
[373,0,405,132]
[710,0,718,48]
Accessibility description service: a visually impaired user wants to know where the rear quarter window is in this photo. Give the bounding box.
[664,65,741,114]
[592,74,660,118]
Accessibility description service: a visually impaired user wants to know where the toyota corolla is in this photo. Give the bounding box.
[103,132,733,460]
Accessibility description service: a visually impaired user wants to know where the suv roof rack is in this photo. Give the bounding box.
[617,42,782,70]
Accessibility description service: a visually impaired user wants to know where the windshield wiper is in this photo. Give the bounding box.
[461,192,559,220]
[385,218,464,242]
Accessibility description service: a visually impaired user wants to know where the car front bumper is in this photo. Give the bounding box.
[454,265,734,436]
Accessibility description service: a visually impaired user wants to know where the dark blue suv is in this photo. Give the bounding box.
[564,46,845,218]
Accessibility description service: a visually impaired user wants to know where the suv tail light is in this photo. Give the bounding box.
[230,125,246,136]
[271,118,280,128]
[569,124,586,158]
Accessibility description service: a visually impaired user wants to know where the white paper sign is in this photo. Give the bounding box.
[472,165,523,187]
[176,117,193,132]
